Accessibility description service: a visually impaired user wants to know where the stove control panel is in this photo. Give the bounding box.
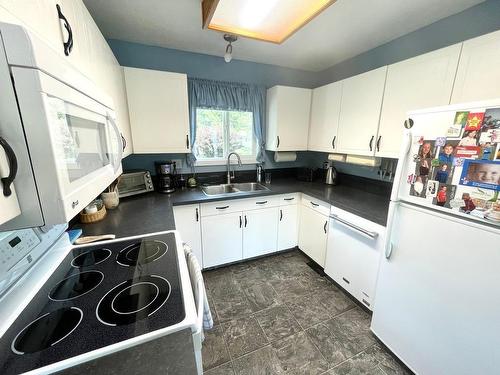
[0,229,40,275]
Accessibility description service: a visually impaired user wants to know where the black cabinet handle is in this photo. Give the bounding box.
[186,134,190,149]
[276,136,280,148]
[369,135,374,151]
[216,206,229,210]
[332,135,336,149]
[376,136,381,152]
[121,133,127,152]
[324,220,327,234]
[310,201,319,207]
[195,208,199,222]
[342,277,350,284]
[0,136,18,197]
[256,201,267,205]
[56,4,73,56]
[280,209,283,221]
[244,215,247,227]
[239,215,242,228]
[284,197,295,201]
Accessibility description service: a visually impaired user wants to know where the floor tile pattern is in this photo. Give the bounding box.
[202,250,411,375]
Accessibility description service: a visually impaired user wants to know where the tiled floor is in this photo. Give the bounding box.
[202,250,411,375]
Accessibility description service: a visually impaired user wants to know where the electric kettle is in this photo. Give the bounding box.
[325,164,338,185]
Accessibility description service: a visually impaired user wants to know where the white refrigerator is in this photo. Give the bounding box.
[371,99,500,375]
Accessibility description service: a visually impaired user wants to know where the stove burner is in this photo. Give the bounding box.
[71,248,111,267]
[11,307,83,355]
[49,271,104,301]
[96,275,170,326]
[116,240,167,267]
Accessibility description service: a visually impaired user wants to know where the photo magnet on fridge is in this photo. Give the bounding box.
[446,111,469,138]
[481,108,500,132]
[459,159,500,191]
[464,112,485,131]
[433,184,456,208]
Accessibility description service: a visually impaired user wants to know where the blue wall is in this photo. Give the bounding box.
[113,0,500,179]
[122,150,317,176]
[108,39,318,89]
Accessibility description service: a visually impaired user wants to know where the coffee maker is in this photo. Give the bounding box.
[155,161,176,193]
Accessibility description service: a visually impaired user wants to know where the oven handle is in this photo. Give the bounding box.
[107,113,123,174]
[329,214,378,239]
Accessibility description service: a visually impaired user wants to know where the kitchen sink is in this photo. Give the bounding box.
[201,182,269,196]
[232,182,269,192]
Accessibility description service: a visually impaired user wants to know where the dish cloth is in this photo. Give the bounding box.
[183,244,213,332]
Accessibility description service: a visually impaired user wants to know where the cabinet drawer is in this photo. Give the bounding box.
[277,193,299,206]
[201,199,247,216]
[301,194,330,216]
[239,195,281,211]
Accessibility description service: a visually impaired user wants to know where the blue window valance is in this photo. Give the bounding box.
[187,78,266,164]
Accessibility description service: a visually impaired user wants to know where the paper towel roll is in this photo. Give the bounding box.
[328,154,346,162]
[274,152,297,162]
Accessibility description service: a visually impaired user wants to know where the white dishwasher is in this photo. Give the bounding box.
[324,206,385,310]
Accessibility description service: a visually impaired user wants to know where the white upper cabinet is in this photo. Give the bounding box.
[377,44,461,158]
[336,66,387,157]
[451,29,500,104]
[124,67,191,154]
[308,81,342,153]
[266,85,312,151]
[0,0,133,157]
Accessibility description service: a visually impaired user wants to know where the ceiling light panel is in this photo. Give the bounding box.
[207,0,335,44]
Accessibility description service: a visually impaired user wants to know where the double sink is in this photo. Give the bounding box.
[202,182,269,197]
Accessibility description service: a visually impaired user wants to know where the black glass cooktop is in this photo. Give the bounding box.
[0,232,185,374]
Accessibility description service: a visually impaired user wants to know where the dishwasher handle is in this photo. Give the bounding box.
[329,214,378,239]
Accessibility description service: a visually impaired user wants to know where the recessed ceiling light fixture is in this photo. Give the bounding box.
[202,0,336,44]
[223,34,237,63]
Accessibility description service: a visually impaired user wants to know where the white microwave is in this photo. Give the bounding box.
[0,23,123,230]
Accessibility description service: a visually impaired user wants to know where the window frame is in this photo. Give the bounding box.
[194,107,258,166]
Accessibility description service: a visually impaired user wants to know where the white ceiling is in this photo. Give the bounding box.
[83,0,485,72]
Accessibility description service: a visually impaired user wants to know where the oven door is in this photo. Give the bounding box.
[12,67,123,225]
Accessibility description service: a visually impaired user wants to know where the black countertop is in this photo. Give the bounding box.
[74,176,391,239]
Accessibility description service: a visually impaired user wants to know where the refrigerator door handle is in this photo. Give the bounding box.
[385,242,394,259]
[384,201,399,259]
[390,130,412,202]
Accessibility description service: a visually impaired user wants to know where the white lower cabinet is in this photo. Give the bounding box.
[278,204,299,250]
[243,207,279,258]
[201,211,243,268]
[324,207,384,310]
[298,203,329,267]
[172,204,203,267]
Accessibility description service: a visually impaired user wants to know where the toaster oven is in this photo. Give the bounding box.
[117,171,154,197]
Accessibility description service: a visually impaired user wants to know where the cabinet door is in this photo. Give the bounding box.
[308,81,342,152]
[266,86,311,151]
[278,204,299,250]
[298,205,328,267]
[451,29,500,104]
[337,66,387,156]
[243,207,279,258]
[173,204,203,268]
[124,67,190,153]
[201,212,243,268]
[377,44,461,158]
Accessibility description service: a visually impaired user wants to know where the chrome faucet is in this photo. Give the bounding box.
[226,152,242,184]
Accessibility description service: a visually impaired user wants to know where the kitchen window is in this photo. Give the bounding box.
[194,108,256,164]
